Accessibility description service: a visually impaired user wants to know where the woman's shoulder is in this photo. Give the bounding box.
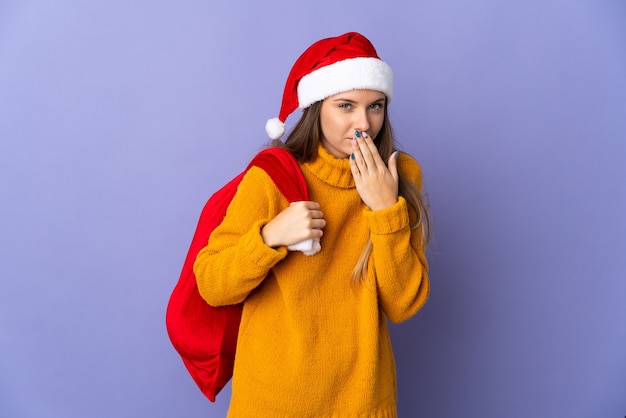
[240,165,284,192]
[223,165,288,216]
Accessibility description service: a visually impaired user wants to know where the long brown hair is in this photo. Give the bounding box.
[271,101,430,283]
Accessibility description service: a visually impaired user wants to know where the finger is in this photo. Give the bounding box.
[305,201,321,210]
[291,201,320,210]
[310,209,324,220]
[361,132,385,167]
[354,132,377,171]
[351,137,373,175]
[387,150,399,182]
[309,228,324,239]
[349,151,362,178]
[356,132,388,175]
[311,218,326,230]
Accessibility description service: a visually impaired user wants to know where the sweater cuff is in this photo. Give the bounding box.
[241,220,288,267]
[363,197,410,235]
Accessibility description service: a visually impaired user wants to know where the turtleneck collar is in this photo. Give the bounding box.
[302,144,356,189]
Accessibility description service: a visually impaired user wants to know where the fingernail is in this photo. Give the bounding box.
[395,150,399,158]
[351,153,355,160]
[355,130,361,138]
[363,132,369,138]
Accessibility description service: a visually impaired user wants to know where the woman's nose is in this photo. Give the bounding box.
[353,110,371,134]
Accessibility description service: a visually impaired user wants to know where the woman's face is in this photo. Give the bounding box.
[319,89,386,159]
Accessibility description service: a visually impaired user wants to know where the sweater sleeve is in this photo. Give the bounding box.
[193,167,289,306]
[363,153,430,323]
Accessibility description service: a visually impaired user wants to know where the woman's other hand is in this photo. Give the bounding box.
[261,201,326,248]
[350,132,399,211]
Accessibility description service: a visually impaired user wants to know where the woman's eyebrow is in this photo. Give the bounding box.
[331,97,386,103]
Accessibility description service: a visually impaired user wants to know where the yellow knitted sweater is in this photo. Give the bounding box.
[194,145,429,418]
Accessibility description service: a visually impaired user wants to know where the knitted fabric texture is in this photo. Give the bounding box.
[193,145,429,417]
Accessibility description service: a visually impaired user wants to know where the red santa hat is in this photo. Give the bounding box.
[265,32,394,140]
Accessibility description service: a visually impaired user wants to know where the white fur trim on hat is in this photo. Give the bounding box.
[297,57,393,109]
[265,117,286,140]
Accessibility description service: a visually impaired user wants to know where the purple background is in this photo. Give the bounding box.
[1,1,625,417]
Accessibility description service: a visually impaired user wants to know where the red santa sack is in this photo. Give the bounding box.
[165,147,308,402]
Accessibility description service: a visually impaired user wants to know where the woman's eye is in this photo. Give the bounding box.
[369,103,383,110]
[338,103,352,110]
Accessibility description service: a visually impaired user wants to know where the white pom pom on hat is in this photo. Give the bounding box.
[265,32,394,140]
[265,117,286,141]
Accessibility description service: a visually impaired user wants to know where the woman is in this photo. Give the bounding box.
[194,32,430,417]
